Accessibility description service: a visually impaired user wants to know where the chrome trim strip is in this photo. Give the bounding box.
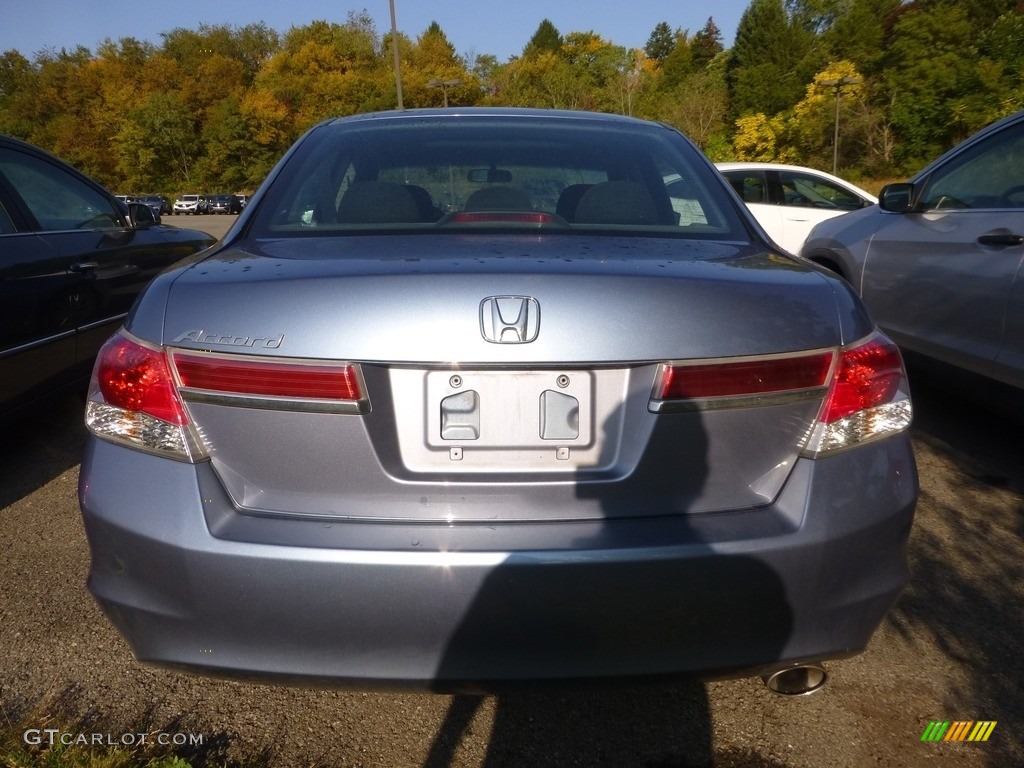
[649,386,828,414]
[0,329,76,358]
[179,388,368,415]
[79,314,126,332]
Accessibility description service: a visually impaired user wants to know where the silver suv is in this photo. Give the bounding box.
[173,194,201,215]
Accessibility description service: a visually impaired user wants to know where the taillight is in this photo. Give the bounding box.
[85,332,370,462]
[86,332,199,460]
[819,336,904,424]
[655,352,834,402]
[650,332,912,455]
[173,354,362,403]
[95,334,187,424]
[805,333,912,454]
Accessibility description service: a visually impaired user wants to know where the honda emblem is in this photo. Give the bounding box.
[479,296,540,343]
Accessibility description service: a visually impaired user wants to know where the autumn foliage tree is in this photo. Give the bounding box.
[1,3,1023,193]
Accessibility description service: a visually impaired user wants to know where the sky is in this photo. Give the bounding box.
[0,0,748,63]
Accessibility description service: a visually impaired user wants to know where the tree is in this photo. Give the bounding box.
[658,69,729,150]
[690,18,724,70]
[523,19,562,58]
[644,22,675,65]
[116,91,197,189]
[658,32,692,91]
[732,113,794,162]
[787,61,871,172]
[402,23,480,108]
[785,0,844,34]
[256,16,388,131]
[728,0,812,119]
[820,0,902,75]
[880,2,979,168]
[0,51,38,137]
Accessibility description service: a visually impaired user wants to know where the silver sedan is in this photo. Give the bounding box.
[802,109,1024,410]
[79,108,917,694]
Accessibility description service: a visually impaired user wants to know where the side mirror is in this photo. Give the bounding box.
[128,201,156,228]
[879,183,914,213]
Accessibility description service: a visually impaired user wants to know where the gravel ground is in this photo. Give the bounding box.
[1,380,1021,767]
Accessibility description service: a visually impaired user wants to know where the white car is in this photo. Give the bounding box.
[716,163,876,254]
[173,194,201,215]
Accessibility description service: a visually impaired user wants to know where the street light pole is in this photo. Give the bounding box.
[820,76,861,175]
[427,78,462,108]
[388,0,403,109]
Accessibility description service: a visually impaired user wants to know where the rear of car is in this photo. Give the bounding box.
[78,109,916,691]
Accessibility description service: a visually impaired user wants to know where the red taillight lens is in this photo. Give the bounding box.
[450,211,556,225]
[173,354,362,401]
[95,334,188,425]
[820,336,904,424]
[657,352,834,400]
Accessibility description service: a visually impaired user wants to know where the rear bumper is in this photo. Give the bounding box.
[78,436,916,691]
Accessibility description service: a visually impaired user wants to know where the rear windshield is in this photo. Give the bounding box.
[250,114,750,240]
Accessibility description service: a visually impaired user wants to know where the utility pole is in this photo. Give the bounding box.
[389,0,403,109]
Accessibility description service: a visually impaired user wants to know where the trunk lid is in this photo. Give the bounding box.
[147,235,856,523]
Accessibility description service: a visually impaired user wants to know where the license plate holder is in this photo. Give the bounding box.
[425,370,593,449]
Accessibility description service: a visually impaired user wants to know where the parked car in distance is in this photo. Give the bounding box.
[801,110,1024,411]
[208,193,242,214]
[132,195,166,222]
[0,135,216,423]
[716,162,876,255]
[141,194,172,216]
[79,108,916,695]
[173,194,202,215]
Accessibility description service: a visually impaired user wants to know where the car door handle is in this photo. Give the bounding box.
[70,261,100,272]
[977,233,1024,246]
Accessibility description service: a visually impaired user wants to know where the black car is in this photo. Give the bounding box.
[0,135,216,422]
[208,193,242,214]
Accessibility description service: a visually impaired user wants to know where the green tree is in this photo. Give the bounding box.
[523,19,562,58]
[658,32,693,91]
[690,18,724,70]
[785,0,844,34]
[644,22,675,65]
[658,67,729,150]
[880,2,979,168]
[116,91,198,189]
[820,0,901,75]
[728,0,812,119]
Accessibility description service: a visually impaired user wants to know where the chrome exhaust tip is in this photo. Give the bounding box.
[762,663,828,696]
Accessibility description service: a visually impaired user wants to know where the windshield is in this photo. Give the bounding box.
[250,113,750,240]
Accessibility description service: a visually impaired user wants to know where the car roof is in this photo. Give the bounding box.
[715,162,875,198]
[1,133,117,199]
[319,107,675,131]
